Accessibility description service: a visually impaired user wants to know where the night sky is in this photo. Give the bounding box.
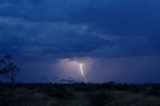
[0,0,160,83]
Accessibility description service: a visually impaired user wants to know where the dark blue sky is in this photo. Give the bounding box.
[0,0,160,83]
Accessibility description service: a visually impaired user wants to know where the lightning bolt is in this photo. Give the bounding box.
[80,63,87,83]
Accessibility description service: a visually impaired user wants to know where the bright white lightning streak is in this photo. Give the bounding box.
[80,63,87,82]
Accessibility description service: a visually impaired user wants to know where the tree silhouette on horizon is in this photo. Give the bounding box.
[0,54,20,84]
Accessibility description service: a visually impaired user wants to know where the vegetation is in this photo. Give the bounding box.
[0,82,160,106]
[0,55,20,106]
[0,54,20,84]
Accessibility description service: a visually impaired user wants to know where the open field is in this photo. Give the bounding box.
[0,82,160,106]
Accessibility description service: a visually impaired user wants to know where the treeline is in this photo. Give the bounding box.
[0,81,160,96]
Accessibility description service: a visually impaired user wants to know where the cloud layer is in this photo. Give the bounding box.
[0,0,160,83]
[0,17,109,59]
[0,0,160,58]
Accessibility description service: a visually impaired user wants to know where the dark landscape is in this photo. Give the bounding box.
[1,0,160,106]
[0,82,160,106]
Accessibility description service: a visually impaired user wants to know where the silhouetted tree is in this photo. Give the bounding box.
[0,54,20,85]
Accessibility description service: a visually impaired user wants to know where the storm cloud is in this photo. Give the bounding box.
[0,0,160,83]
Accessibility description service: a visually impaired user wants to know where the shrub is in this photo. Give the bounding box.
[147,85,160,96]
[39,86,75,99]
[87,90,113,106]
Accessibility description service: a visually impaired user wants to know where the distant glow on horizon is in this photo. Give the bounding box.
[80,63,87,83]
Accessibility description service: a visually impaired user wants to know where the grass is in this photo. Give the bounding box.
[0,83,160,106]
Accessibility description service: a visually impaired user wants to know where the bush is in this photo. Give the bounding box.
[87,90,113,106]
[39,86,75,99]
[147,85,160,96]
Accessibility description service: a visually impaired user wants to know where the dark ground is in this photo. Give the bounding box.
[0,82,160,106]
